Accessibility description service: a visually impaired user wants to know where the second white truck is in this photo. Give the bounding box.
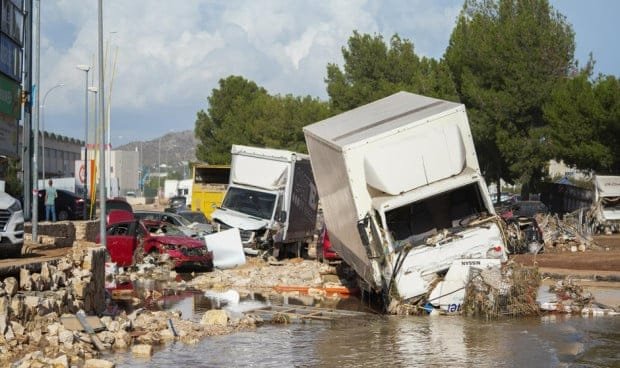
[211,145,319,257]
[592,175,620,234]
[303,91,508,313]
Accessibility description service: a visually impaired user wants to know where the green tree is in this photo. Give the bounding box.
[326,31,458,113]
[195,76,331,164]
[445,0,575,198]
[195,76,269,164]
[544,71,620,174]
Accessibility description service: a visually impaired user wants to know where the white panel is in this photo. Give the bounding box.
[203,228,246,269]
[364,125,466,195]
[364,139,428,195]
[230,154,289,190]
[425,125,465,183]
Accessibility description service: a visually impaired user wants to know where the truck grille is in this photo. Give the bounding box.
[0,209,10,229]
[214,221,255,243]
[239,229,254,243]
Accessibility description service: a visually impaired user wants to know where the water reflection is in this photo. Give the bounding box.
[110,282,619,368]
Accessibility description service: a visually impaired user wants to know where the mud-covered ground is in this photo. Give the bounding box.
[512,235,620,274]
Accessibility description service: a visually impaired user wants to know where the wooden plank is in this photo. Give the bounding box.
[61,315,105,332]
[76,310,106,351]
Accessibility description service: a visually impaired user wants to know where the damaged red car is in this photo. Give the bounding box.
[101,210,214,271]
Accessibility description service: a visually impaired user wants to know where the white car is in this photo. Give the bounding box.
[0,192,24,258]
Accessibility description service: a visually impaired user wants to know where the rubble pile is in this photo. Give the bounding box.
[74,221,101,243]
[188,258,345,292]
[2,244,264,366]
[24,220,100,247]
[10,308,260,368]
[0,242,107,364]
[535,213,598,252]
[462,262,541,319]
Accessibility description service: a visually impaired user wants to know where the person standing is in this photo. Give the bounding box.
[45,179,57,222]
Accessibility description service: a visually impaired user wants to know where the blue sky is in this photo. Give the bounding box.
[38,0,620,147]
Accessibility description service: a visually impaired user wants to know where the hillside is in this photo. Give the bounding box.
[115,130,200,170]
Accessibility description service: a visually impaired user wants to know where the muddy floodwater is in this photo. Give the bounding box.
[107,288,620,368]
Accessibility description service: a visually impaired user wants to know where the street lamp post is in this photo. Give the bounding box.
[41,83,64,181]
[158,137,161,198]
[77,65,90,219]
[87,86,97,209]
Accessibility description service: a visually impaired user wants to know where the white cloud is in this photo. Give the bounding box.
[33,1,471,143]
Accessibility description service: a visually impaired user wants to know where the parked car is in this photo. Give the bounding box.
[102,210,213,270]
[37,189,87,221]
[164,195,187,213]
[0,192,24,258]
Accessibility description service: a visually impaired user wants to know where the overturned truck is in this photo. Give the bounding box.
[303,92,508,313]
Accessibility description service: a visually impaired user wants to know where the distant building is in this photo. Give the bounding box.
[17,128,82,179]
[548,159,591,181]
[111,150,140,196]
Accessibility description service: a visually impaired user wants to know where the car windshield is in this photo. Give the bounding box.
[146,222,185,236]
[222,187,277,220]
[170,214,192,226]
[180,212,208,224]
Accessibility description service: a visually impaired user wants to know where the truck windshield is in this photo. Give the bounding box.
[222,187,277,220]
[384,183,486,245]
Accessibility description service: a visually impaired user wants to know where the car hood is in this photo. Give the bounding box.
[212,209,269,231]
[153,235,205,248]
[0,192,17,208]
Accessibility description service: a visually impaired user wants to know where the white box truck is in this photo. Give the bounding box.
[211,145,319,257]
[592,175,620,234]
[303,92,508,312]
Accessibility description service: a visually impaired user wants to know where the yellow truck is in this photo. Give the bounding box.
[191,164,231,220]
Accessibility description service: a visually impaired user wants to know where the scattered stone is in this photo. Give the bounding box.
[131,343,153,357]
[49,354,69,368]
[4,277,18,297]
[84,358,116,368]
[200,310,228,327]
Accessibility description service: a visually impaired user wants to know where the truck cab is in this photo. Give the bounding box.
[213,184,282,251]
[211,145,318,257]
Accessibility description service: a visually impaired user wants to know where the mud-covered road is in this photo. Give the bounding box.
[512,235,620,275]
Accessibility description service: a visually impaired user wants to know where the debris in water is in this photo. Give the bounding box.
[462,262,541,319]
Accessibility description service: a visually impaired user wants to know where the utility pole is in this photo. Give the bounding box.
[22,0,33,220]
[98,0,106,246]
[32,0,40,240]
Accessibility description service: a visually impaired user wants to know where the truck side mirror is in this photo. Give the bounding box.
[278,211,287,223]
